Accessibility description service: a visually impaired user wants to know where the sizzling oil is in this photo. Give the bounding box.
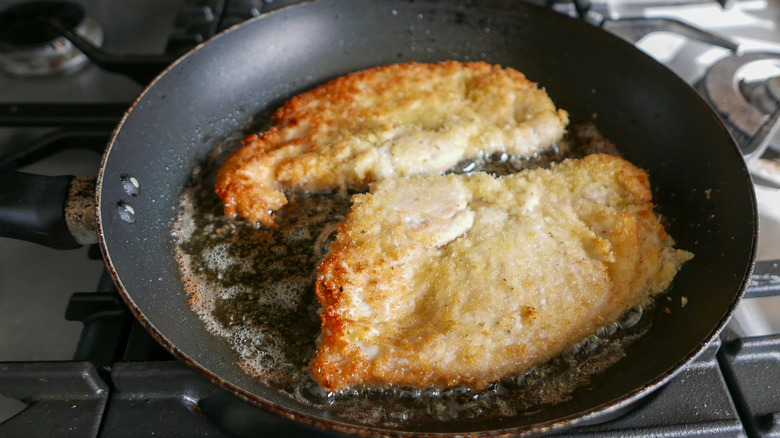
[172,122,651,427]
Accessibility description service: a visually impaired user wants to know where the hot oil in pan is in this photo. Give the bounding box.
[172,123,652,427]
[173,128,347,390]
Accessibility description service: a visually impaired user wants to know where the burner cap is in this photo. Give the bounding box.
[0,1,83,49]
[0,1,103,76]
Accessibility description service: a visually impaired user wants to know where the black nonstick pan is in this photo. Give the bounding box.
[0,0,757,435]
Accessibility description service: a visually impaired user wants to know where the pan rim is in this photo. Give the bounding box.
[95,0,759,435]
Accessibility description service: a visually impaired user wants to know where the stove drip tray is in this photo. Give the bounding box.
[0,0,103,76]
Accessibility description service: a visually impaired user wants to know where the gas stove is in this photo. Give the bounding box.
[0,0,779,436]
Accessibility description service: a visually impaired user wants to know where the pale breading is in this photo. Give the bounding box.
[312,154,693,391]
[216,61,569,225]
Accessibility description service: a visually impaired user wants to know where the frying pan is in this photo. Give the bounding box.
[0,0,757,435]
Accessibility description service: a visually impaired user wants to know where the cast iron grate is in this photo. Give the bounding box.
[0,320,774,437]
[1,261,778,437]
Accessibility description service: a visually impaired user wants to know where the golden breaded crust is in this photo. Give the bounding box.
[312,154,693,391]
[216,61,569,225]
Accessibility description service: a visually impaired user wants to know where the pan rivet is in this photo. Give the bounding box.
[120,174,140,196]
[117,201,136,223]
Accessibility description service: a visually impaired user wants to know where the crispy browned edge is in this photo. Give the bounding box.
[310,154,671,391]
[215,60,548,226]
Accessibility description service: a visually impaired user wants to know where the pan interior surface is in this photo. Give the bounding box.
[97,0,756,435]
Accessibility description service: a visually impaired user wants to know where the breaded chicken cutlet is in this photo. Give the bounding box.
[216,61,569,225]
[312,154,693,391]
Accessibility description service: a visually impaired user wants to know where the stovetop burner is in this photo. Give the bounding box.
[0,1,83,47]
[702,52,780,161]
[0,0,103,76]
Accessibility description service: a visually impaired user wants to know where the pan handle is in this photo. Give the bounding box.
[0,169,98,250]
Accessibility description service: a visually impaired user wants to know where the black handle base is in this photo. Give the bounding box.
[0,169,81,250]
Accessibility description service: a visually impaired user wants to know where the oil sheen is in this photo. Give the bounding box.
[171,122,651,428]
